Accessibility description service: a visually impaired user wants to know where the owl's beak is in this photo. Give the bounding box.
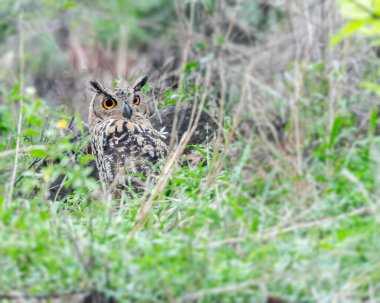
[123,104,132,119]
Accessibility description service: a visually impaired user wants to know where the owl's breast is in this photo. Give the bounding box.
[90,118,168,190]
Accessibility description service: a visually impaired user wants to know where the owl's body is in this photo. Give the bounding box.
[88,77,167,195]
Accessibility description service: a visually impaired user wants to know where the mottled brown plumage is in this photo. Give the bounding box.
[88,76,167,195]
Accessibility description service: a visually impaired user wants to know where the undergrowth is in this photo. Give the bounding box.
[1,0,380,302]
[1,66,380,302]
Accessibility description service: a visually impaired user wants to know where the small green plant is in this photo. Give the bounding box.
[333,0,380,46]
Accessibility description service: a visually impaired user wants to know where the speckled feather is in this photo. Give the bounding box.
[88,77,168,195]
[91,117,167,192]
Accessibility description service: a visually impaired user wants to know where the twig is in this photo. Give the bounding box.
[0,145,47,158]
[175,279,258,302]
[130,64,213,237]
[208,206,371,248]
[6,9,25,207]
[0,290,87,300]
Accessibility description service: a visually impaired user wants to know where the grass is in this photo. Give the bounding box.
[1,86,379,301]
[1,0,380,302]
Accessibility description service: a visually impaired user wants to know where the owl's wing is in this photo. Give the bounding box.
[91,119,130,186]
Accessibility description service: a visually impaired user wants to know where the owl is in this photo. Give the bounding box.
[88,76,168,196]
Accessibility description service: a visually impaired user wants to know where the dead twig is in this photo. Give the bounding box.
[130,64,213,237]
[0,145,47,158]
[208,206,371,248]
[0,290,87,300]
[175,279,258,302]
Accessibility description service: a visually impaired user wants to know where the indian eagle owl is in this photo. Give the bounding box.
[88,76,168,196]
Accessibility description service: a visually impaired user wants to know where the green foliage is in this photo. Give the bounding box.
[1,79,380,301]
[333,0,380,45]
[333,0,380,124]
[0,1,380,302]
[92,0,175,47]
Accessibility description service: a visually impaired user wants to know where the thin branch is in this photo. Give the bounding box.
[0,145,47,158]
[208,206,371,248]
[6,10,25,206]
[0,290,87,300]
[130,64,213,237]
[175,280,258,302]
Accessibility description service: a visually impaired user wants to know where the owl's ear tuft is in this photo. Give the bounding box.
[133,75,148,92]
[89,80,105,94]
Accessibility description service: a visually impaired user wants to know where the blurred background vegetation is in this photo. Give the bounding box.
[1,0,380,302]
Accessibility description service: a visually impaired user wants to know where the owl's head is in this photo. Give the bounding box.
[88,76,148,126]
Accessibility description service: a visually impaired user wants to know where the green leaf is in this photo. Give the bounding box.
[23,128,40,138]
[80,154,94,165]
[369,108,378,139]
[338,0,374,19]
[64,2,76,9]
[362,81,380,96]
[183,61,200,73]
[185,145,207,157]
[9,82,23,103]
[369,38,380,46]
[331,20,366,46]
[75,114,84,136]
[329,116,347,148]
[213,32,225,45]
[30,148,47,159]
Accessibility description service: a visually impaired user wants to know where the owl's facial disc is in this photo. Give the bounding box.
[123,104,132,119]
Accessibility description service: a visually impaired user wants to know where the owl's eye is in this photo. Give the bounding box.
[133,95,140,105]
[103,99,116,109]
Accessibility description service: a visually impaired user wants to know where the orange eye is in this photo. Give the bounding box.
[103,99,116,109]
[133,95,140,105]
